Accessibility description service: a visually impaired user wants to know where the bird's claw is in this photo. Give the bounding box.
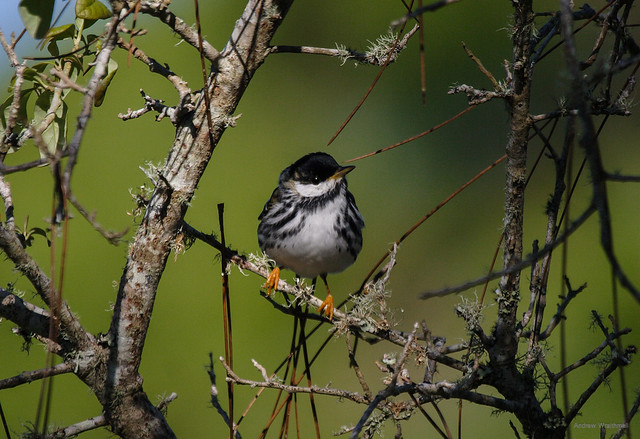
[264,267,281,297]
[318,294,335,320]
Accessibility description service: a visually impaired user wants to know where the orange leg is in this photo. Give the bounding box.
[317,274,335,320]
[264,267,281,297]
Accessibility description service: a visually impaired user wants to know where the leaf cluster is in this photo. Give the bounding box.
[2,0,115,156]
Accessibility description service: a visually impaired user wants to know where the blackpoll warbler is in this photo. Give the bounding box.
[258,152,365,320]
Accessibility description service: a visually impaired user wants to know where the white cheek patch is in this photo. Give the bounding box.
[294,178,338,197]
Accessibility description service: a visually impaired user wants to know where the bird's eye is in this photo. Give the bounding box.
[311,176,321,185]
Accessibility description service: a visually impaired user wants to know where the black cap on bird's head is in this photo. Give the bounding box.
[281,152,355,186]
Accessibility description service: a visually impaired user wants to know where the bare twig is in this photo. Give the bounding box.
[345,106,475,162]
[207,354,241,439]
[350,325,418,438]
[46,415,108,438]
[117,89,188,123]
[221,357,370,405]
[391,0,461,28]
[116,38,191,100]
[448,84,506,105]
[360,153,505,292]
[270,27,418,66]
[611,392,640,439]
[564,355,631,425]
[0,28,27,156]
[62,12,122,193]
[559,0,640,303]
[50,68,88,94]
[461,42,500,88]
[67,192,128,245]
[420,204,595,298]
[535,277,585,340]
[346,335,373,400]
[0,362,74,390]
[327,23,419,145]
[605,172,640,182]
[0,151,69,175]
[554,328,630,380]
[137,1,220,62]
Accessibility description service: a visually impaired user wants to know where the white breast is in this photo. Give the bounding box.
[265,195,357,278]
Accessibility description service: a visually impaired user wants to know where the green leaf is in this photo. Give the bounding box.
[34,91,68,156]
[45,23,76,42]
[47,40,60,58]
[75,17,99,32]
[28,227,51,247]
[94,58,118,107]
[75,0,111,20]
[22,63,51,91]
[18,0,55,39]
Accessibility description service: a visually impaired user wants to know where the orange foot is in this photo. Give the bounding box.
[264,267,281,297]
[317,293,335,320]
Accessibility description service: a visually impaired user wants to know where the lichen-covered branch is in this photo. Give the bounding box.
[99,1,295,437]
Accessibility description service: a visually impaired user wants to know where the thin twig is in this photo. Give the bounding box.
[270,29,416,66]
[611,392,640,439]
[207,354,241,439]
[360,153,505,292]
[46,414,108,438]
[461,42,499,88]
[350,325,418,438]
[554,328,630,380]
[327,23,419,146]
[67,192,128,245]
[50,68,88,93]
[559,0,640,303]
[221,358,370,405]
[420,204,595,298]
[217,202,235,439]
[391,0,461,28]
[346,335,373,400]
[116,38,191,100]
[345,105,475,163]
[0,363,73,390]
[138,2,220,62]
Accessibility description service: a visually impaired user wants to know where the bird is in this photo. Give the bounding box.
[257,152,364,320]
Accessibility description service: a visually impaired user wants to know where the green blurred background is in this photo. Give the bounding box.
[1,0,639,437]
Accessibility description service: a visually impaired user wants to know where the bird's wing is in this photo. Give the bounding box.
[258,186,281,220]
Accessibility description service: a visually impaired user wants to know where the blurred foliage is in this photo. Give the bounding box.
[0,0,639,438]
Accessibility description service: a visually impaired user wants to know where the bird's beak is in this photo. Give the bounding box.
[330,165,355,180]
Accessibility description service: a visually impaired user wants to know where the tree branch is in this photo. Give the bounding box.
[0,362,74,391]
[269,24,419,66]
[137,1,220,62]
